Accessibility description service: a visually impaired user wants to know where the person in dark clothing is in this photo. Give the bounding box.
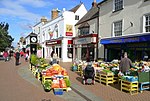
[84,63,95,80]
[119,52,133,74]
[15,50,20,66]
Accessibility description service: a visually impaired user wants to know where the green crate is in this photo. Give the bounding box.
[138,72,150,83]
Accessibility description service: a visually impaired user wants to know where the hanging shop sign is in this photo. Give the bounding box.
[66,24,73,36]
[68,40,73,44]
[100,33,150,44]
[74,37,97,44]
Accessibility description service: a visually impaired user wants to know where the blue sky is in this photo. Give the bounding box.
[0,0,102,47]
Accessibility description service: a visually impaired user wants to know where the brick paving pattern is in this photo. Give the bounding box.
[0,58,150,101]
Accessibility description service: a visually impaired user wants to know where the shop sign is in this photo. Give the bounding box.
[68,40,73,44]
[46,40,61,45]
[100,34,150,44]
[74,37,96,44]
[66,24,73,36]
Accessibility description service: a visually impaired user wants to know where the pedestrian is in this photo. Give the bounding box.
[53,52,58,64]
[24,52,29,62]
[3,50,9,62]
[119,52,133,75]
[14,50,20,66]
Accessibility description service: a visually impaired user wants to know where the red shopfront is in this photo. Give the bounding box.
[46,39,62,58]
[73,34,98,61]
[46,38,73,62]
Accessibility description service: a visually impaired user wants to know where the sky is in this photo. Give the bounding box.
[0,0,102,47]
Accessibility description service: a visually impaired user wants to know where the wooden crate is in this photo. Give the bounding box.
[95,75,100,82]
[121,80,138,95]
[100,74,114,86]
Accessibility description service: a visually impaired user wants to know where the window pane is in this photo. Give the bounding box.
[114,0,123,11]
[145,14,150,32]
[114,20,122,36]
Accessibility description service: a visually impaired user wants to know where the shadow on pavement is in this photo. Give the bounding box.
[76,77,83,84]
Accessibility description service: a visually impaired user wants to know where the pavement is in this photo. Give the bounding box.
[0,57,150,101]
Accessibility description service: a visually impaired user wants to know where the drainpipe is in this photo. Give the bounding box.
[96,5,100,60]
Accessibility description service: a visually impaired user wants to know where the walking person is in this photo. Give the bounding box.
[3,50,9,62]
[14,50,20,66]
[119,52,133,75]
[24,52,29,62]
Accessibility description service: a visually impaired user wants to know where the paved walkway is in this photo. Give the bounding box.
[1,58,150,101]
[59,62,150,101]
[17,62,103,101]
[0,58,64,101]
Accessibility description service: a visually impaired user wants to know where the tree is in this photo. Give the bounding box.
[0,22,14,51]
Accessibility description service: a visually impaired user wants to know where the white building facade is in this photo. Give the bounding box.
[98,0,150,61]
[35,3,87,62]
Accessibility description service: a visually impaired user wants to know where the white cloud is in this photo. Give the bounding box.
[0,0,42,22]
[17,0,53,8]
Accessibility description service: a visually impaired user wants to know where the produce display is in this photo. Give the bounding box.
[29,54,71,94]
[72,59,150,93]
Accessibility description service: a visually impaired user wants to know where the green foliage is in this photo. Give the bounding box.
[0,22,14,51]
[37,44,42,50]
[64,78,71,87]
[39,58,46,65]
[30,54,38,65]
[43,81,51,91]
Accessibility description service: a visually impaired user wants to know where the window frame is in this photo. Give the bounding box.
[79,27,90,36]
[143,13,150,33]
[113,20,123,37]
[113,0,124,12]
[75,15,79,20]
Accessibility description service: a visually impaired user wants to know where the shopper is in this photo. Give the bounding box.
[119,52,133,75]
[3,50,9,62]
[53,53,58,64]
[14,50,20,66]
[24,52,29,62]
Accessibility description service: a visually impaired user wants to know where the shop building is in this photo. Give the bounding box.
[73,0,99,61]
[33,3,87,62]
[98,0,150,61]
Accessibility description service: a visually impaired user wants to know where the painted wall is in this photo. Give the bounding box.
[98,0,150,59]
[99,0,150,38]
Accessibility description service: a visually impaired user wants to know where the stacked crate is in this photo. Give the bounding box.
[121,80,138,95]
[100,73,114,86]
[95,73,101,82]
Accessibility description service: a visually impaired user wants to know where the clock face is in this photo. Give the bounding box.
[31,37,37,43]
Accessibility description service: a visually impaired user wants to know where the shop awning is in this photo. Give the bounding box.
[100,33,150,44]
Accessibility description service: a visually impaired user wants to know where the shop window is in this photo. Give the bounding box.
[113,20,122,36]
[145,14,150,32]
[75,15,79,20]
[68,45,73,58]
[79,27,89,35]
[113,0,123,12]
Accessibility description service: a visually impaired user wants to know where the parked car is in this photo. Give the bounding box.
[0,55,4,60]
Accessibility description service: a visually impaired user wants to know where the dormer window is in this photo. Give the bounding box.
[75,15,79,20]
[78,22,90,35]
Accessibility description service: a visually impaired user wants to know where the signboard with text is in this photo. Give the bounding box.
[66,24,73,36]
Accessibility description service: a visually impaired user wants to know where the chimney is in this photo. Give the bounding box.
[40,16,47,23]
[92,0,97,7]
[51,8,59,19]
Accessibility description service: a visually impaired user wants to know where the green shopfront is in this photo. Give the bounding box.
[100,33,150,62]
